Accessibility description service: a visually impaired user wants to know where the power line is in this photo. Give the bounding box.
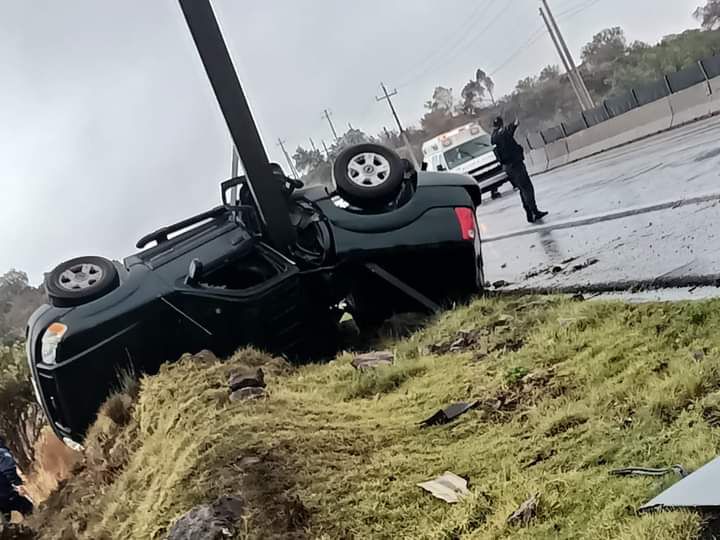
[376,82,421,170]
[321,109,339,142]
[395,0,496,88]
[397,0,505,89]
[277,138,299,179]
[490,27,545,76]
[489,0,604,77]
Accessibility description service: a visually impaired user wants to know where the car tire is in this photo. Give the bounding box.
[45,256,119,307]
[333,143,405,207]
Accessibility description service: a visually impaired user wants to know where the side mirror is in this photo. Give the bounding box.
[421,162,428,171]
[186,258,204,286]
[221,176,247,206]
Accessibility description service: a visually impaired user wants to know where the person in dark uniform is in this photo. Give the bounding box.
[491,116,548,223]
[0,437,33,523]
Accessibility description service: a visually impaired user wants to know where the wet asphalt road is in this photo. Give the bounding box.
[478,115,720,291]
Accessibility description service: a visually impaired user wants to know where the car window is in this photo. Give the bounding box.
[443,135,494,170]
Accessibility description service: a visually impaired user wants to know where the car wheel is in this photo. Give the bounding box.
[333,143,405,207]
[45,256,119,307]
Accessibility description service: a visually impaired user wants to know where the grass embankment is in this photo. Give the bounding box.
[32,296,720,539]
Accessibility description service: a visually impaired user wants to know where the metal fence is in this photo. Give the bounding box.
[527,53,720,145]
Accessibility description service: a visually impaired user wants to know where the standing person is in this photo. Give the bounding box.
[491,116,548,223]
[0,437,33,523]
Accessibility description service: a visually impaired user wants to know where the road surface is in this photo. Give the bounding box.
[478,115,720,292]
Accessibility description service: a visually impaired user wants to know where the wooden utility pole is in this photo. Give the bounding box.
[376,82,420,169]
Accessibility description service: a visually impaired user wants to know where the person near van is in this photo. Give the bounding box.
[491,116,548,223]
[0,438,33,522]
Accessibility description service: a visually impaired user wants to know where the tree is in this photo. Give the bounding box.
[539,65,561,81]
[425,86,454,113]
[695,0,720,29]
[292,146,324,175]
[581,27,628,67]
[460,69,495,114]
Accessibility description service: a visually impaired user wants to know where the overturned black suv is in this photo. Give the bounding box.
[26,0,485,447]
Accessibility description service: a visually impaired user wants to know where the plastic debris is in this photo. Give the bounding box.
[417,472,470,503]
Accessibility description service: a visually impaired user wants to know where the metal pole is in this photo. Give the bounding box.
[541,0,594,109]
[322,109,339,141]
[539,7,587,111]
[277,138,299,179]
[177,0,294,250]
[321,139,330,159]
[309,138,317,152]
[376,82,420,170]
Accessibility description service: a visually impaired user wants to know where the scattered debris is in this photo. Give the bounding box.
[228,368,265,392]
[417,472,470,503]
[166,496,244,540]
[523,258,600,281]
[229,386,267,402]
[492,280,510,289]
[500,263,507,269]
[419,401,479,427]
[351,350,394,370]
[380,313,428,338]
[693,350,706,362]
[572,258,599,272]
[640,456,720,512]
[611,465,687,479]
[233,456,262,469]
[179,349,219,364]
[524,448,557,468]
[571,293,585,302]
[0,524,36,540]
[507,493,540,527]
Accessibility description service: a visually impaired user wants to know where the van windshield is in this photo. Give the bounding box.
[443,135,494,169]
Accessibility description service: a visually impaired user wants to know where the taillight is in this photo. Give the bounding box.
[454,207,477,241]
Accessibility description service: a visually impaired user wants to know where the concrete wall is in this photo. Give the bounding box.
[545,139,569,169]
[668,82,712,128]
[525,73,720,175]
[566,98,673,163]
[527,147,548,174]
[709,77,720,115]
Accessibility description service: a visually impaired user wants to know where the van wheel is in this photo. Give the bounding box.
[333,143,404,208]
[45,256,119,307]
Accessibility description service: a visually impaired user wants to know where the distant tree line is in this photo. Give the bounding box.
[294,1,720,184]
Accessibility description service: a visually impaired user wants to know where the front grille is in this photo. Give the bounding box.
[468,162,503,180]
[37,371,67,428]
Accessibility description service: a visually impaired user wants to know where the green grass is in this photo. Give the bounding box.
[32,296,720,539]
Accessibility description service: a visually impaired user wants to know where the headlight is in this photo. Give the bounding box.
[41,323,68,365]
[62,438,84,452]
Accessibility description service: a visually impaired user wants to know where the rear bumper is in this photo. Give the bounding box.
[474,171,508,192]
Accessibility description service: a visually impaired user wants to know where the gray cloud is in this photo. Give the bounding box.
[0,0,699,283]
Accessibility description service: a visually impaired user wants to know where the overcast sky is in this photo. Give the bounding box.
[0,0,700,284]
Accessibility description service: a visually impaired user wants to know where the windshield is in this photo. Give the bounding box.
[443,135,494,169]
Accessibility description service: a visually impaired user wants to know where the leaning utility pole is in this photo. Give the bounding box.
[376,82,420,170]
[309,138,317,152]
[231,145,239,177]
[321,139,330,159]
[277,138,299,179]
[541,0,594,109]
[322,109,339,142]
[539,6,587,111]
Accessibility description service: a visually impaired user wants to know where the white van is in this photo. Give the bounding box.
[422,122,508,201]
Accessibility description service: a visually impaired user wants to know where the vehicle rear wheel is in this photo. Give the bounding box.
[333,143,405,208]
[45,256,119,307]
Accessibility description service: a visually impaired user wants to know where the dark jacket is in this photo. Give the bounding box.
[491,122,524,165]
[0,445,22,499]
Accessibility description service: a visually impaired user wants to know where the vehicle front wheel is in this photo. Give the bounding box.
[45,256,119,307]
[333,143,405,208]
